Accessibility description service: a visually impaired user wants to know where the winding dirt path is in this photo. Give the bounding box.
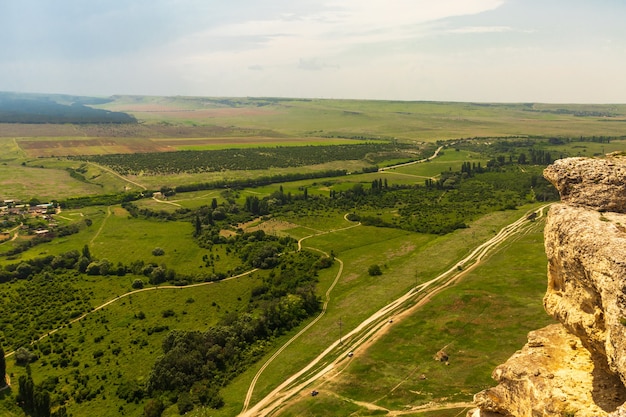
[3,268,259,359]
[378,145,443,172]
[241,205,550,417]
[87,161,147,191]
[241,216,360,413]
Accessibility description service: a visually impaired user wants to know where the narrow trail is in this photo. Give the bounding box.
[0,223,22,244]
[3,268,259,359]
[321,390,474,416]
[90,205,111,245]
[241,205,550,417]
[378,145,443,172]
[87,162,147,191]
[152,196,182,207]
[241,215,359,413]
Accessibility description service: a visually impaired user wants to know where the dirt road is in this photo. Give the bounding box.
[240,205,549,417]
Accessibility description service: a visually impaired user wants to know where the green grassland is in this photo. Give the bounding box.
[1,95,626,417]
[3,273,263,417]
[275,216,554,416]
[210,206,546,417]
[1,97,626,202]
[97,96,626,140]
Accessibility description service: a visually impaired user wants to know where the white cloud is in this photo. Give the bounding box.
[3,0,626,102]
[447,26,512,34]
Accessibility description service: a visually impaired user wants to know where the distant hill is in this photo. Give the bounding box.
[0,92,136,124]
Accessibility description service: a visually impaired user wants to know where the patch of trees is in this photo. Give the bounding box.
[145,250,329,412]
[449,135,621,168]
[0,93,136,124]
[70,143,413,175]
[0,245,190,350]
[0,268,92,349]
[525,107,618,118]
[122,202,178,221]
[17,373,54,417]
[245,166,555,235]
[58,191,146,209]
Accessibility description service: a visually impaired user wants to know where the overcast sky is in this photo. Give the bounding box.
[2,0,625,102]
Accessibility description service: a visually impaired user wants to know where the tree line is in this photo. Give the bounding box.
[0,94,136,124]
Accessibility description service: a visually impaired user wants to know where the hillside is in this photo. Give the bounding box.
[0,95,625,417]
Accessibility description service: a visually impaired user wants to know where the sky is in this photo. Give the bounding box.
[2,0,626,103]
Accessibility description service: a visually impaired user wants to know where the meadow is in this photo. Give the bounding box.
[275,219,553,416]
[1,95,626,417]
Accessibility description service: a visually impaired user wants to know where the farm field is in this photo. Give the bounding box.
[1,94,626,417]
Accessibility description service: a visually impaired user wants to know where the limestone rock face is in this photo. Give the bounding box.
[472,324,626,417]
[471,155,626,417]
[543,156,626,212]
[544,204,626,381]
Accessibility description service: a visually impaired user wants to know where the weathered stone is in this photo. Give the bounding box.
[471,324,626,417]
[543,155,626,212]
[544,203,626,383]
[472,156,626,416]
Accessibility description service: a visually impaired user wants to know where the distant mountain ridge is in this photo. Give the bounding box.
[0,92,136,124]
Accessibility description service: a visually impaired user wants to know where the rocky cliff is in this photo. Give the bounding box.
[470,155,626,417]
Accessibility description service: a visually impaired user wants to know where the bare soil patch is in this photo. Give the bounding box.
[245,218,298,235]
[17,138,172,157]
[0,123,82,137]
[219,218,297,239]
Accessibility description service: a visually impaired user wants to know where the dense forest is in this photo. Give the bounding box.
[0,93,136,124]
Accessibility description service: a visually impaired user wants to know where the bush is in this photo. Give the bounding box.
[144,398,164,417]
[152,247,165,256]
[14,347,38,365]
[368,264,382,276]
[177,392,194,415]
[132,279,144,289]
[162,309,175,318]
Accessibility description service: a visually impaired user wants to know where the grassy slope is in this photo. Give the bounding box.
[3,274,263,417]
[275,216,554,416]
[206,205,547,417]
[1,96,626,416]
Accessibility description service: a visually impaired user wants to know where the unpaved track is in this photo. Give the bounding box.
[3,269,259,359]
[378,145,443,171]
[88,161,147,190]
[242,217,361,413]
[241,205,549,417]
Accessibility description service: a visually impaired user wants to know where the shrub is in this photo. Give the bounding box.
[152,247,165,256]
[14,347,38,365]
[368,264,382,276]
